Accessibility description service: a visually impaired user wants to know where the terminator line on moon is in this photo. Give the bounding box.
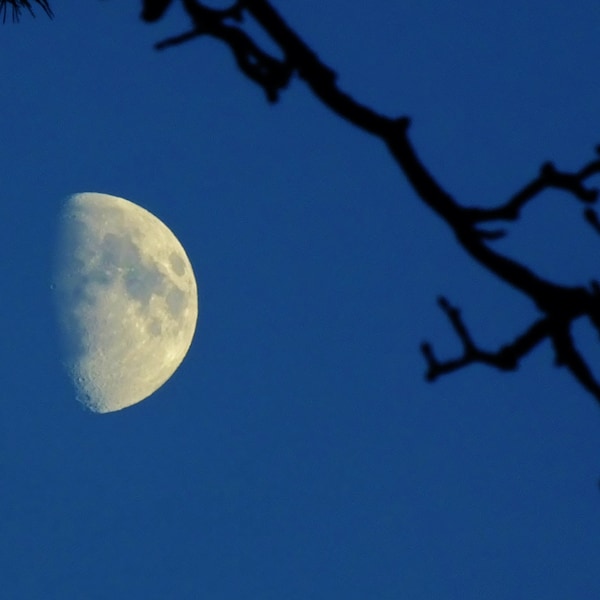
[54,192,198,413]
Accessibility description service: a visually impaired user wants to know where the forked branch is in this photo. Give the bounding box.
[422,297,549,380]
[142,0,600,405]
[464,151,600,225]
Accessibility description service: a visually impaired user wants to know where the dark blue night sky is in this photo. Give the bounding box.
[2,2,600,598]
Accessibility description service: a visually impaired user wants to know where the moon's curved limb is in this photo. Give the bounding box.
[54,192,198,413]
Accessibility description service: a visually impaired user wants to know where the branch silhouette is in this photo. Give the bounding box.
[0,0,53,22]
[142,0,600,405]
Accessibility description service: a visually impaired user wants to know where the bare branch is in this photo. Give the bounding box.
[141,0,174,22]
[421,297,550,381]
[156,1,291,102]
[551,323,600,403]
[155,29,202,50]
[464,153,600,224]
[144,0,600,406]
[585,208,600,235]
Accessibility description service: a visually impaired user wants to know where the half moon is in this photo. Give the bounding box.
[53,192,198,413]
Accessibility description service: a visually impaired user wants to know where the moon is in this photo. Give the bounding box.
[53,192,198,413]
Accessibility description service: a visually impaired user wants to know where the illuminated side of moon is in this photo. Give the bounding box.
[54,192,198,413]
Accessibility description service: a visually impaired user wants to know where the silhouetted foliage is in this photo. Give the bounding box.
[140,0,600,405]
[0,0,52,22]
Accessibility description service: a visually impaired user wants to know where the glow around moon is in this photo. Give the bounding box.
[54,192,198,413]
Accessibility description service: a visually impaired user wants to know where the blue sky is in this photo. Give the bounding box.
[3,1,600,598]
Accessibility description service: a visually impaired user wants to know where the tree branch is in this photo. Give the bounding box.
[144,0,600,407]
[0,0,53,22]
[551,321,600,401]
[464,151,600,224]
[421,297,550,381]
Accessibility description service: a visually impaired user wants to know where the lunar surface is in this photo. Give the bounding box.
[54,192,198,413]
